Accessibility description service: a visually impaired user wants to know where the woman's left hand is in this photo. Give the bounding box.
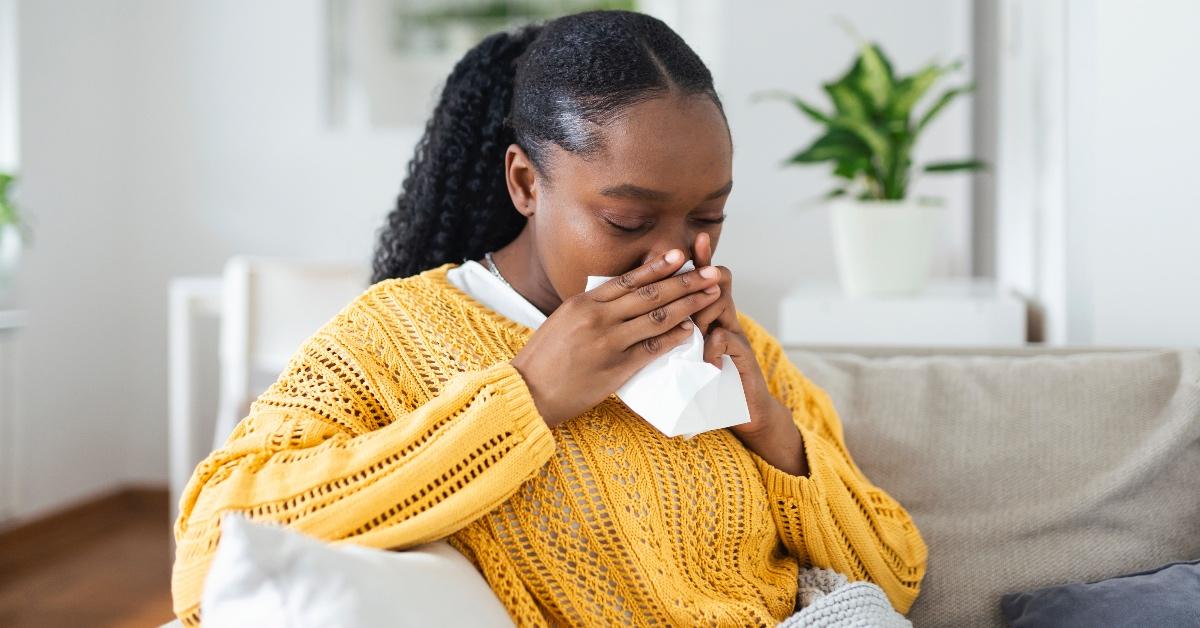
[691,232,809,477]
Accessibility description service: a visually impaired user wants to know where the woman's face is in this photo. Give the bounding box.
[506,93,733,306]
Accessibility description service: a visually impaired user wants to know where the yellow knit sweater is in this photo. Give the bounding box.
[171,262,927,626]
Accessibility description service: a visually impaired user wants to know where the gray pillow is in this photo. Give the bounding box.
[999,558,1200,627]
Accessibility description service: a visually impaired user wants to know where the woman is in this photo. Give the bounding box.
[171,10,927,626]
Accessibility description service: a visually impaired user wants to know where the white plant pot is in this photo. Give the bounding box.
[829,199,942,297]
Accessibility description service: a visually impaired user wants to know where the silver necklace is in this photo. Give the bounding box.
[483,251,514,290]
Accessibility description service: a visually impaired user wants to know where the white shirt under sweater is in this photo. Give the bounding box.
[444,259,549,331]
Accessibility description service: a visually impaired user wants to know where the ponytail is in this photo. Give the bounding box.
[370,24,542,283]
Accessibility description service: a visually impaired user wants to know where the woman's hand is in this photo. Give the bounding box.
[510,249,724,429]
[691,232,809,477]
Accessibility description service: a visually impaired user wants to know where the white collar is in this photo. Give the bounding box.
[445,260,549,331]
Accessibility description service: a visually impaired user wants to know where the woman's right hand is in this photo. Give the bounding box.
[510,249,723,428]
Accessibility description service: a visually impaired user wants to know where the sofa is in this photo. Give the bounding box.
[786,345,1200,626]
[162,345,1200,627]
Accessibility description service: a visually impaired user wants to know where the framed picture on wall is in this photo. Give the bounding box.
[324,0,638,130]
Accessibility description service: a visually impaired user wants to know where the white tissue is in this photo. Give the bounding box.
[585,260,751,438]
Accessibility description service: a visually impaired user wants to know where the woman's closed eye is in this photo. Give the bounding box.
[602,214,727,234]
[603,217,647,233]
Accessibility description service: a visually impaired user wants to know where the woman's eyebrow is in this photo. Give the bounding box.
[599,180,733,202]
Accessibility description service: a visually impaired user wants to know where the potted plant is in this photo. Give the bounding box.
[0,171,29,292]
[755,39,983,296]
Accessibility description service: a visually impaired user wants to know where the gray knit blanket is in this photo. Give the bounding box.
[776,567,912,628]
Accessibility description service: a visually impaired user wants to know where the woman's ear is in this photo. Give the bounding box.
[505,143,538,218]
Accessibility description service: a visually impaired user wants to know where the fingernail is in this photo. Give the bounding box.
[704,285,719,294]
[700,266,718,279]
[680,320,693,330]
[665,249,683,263]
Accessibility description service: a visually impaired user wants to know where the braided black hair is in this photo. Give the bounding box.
[370,10,726,283]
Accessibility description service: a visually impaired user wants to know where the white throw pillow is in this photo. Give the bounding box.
[201,512,515,628]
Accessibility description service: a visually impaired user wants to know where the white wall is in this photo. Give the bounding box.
[991,0,1200,347]
[12,0,143,520]
[119,0,415,487]
[9,0,414,521]
[7,0,974,520]
[1082,0,1200,346]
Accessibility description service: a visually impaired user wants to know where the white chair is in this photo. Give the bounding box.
[167,256,369,535]
[212,256,370,448]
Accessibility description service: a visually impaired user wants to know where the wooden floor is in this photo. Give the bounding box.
[0,488,176,627]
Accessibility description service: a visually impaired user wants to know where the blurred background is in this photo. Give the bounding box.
[0,0,1197,625]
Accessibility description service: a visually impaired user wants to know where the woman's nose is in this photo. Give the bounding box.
[642,233,696,267]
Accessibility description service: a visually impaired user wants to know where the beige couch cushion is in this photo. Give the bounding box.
[786,348,1200,628]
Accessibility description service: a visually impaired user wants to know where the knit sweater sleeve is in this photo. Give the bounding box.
[736,313,929,615]
[170,286,557,626]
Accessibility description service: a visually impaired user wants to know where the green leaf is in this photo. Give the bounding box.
[822,188,848,200]
[854,42,894,112]
[822,47,890,119]
[892,58,964,123]
[887,63,944,121]
[749,89,832,125]
[833,156,871,180]
[823,80,869,120]
[784,129,870,165]
[916,83,974,134]
[829,116,890,165]
[0,173,16,228]
[924,159,987,173]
